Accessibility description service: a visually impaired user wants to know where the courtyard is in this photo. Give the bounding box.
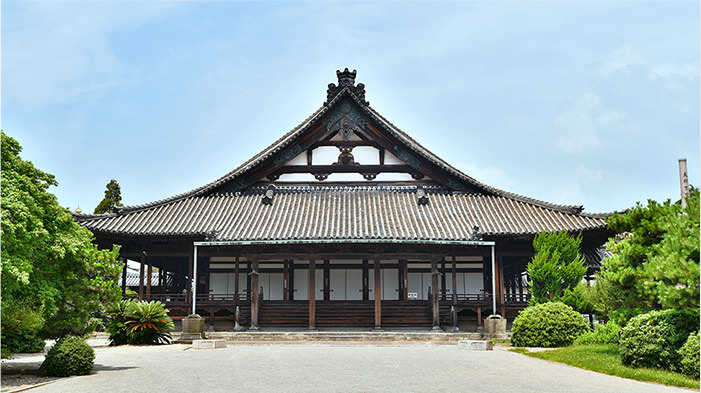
[3,341,692,393]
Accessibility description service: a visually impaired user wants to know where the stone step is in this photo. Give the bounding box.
[202,331,509,342]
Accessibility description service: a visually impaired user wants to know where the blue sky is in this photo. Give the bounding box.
[2,1,699,214]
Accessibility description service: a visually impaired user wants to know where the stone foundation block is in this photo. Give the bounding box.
[458,340,493,351]
[192,339,227,349]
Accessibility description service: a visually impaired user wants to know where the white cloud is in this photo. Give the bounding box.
[649,62,699,79]
[3,2,179,109]
[599,46,645,75]
[599,46,698,80]
[455,161,513,191]
[553,93,625,153]
[554,165,604,211]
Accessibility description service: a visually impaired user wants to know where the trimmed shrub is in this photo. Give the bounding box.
[620,308,699,371]
[1,328,46,357]
[678,331,700,379]
[105,299,174,345]
[573,321,620,345]
[511,302,589,347]
[41,336,94,377]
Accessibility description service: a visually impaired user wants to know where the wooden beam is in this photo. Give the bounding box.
[374,258,381,329]
[277,164,412,174]
[309,259,316,329]
[312,140,383,148]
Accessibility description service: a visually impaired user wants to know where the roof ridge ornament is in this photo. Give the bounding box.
[325,68,368,106]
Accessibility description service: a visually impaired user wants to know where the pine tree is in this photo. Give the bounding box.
[94,179,123,214]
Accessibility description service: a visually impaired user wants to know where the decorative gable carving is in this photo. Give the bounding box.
[325,100,368,133]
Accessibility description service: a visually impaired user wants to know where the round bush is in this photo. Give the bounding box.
[573,321,620,346]
[678,331,699,379]
[511,302,589,347]
[42,336,94,377]
[620,309,698,371]
[1,328,46,358]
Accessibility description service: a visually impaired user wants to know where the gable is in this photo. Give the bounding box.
[213,94,477,193]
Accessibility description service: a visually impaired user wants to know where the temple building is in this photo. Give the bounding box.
[75,69,609,330]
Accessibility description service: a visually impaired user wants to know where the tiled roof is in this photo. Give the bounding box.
[583,246,612,267]
[77,186,606,241]
[119,272,168,287]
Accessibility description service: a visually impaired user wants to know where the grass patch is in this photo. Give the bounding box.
[513,344,699,389]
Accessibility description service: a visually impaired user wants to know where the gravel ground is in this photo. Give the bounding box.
[3,342,693,393]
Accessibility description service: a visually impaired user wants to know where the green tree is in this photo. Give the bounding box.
[527,231,588,306]
[1,132,122,356]
[94,179,123,214]
[594,188,700,325]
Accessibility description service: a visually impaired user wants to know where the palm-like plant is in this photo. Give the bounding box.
[124,300,174,345]
[105,299,136,346]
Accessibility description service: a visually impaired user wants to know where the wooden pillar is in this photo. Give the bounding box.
[497,253,505,316]
[451,255,457,305]
[362,260,369,301]
[186,253,193,305]
[398,260,406,301]
[323,260,330,301]
[483,258,490,301]
[289,260,295,301]
[308,259,316,329]
[401,259,408,301]
[246,261,251,297]
[431,257,440,330]
[518,272,524,301]
[250,258,259,330]
[158,258,164,293]
[373,257,382,330]
[283,260,289,301]
[440,259,447,301]
[162,258,168,294]
[139,252,146,301]
[121,258,127,296]
[477,306,482,327]
[494,252,506,317]
[146,254,152,300]
[234,257,240,304]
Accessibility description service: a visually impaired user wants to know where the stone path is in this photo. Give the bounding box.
[4,342,693,393]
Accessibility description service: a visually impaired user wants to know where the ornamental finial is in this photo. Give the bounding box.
[325,68,368,106]
[336,68,357,86]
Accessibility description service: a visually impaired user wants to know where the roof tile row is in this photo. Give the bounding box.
[78,186,606,241]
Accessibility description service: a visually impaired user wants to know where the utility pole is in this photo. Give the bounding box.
[678,158,690,209]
